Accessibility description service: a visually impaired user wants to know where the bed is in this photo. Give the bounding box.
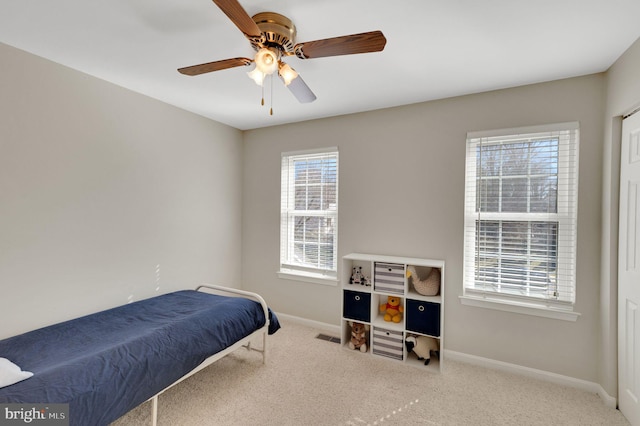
[0,284,280,426]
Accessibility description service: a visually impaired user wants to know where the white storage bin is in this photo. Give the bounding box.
[374,262,404,294]
[372,326,404,360]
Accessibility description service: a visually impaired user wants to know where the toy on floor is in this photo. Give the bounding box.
[379,295,403,323]
[348,321,369,352]
[405,335,439,365]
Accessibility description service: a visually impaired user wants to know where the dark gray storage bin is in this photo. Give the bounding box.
[405,299,440,337]
[343,290,371,322]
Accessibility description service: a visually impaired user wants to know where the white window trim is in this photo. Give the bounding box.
[459,294,580,321]
[277,270,339,286]
[279,147,339,283]
[462,122,581,320]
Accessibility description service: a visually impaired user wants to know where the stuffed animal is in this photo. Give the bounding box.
[405,335,439,365]
[407,266,440,296]
[348,321,369,352]
[350,266,363,285]
[379,296,404,323]
[349,267,371,286]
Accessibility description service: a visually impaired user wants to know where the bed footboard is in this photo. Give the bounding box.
[145,284,274,426]
[197,283,271,362]
[196,284,270,330]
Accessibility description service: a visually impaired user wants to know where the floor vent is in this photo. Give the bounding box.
[316,333,340,344]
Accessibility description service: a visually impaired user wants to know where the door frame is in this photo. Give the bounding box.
[618,106,640,425]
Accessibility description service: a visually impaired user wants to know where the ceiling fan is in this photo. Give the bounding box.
[178,0,387,110]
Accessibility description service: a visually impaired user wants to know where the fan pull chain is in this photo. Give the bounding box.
[256,75,274,116]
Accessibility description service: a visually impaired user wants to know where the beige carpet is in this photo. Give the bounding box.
[111,319,629,426]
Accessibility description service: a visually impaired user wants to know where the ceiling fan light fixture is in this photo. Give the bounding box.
[278,62,298,86]
[254,48,278,75]
[178,2,387,108]
[247,66,266,86]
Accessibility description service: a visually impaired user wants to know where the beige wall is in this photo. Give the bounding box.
[600,37,640,397]
[3,31,639,394]
[243,74,606,383]
[0,43,244,339]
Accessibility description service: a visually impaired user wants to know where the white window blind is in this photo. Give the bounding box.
[280,148,338,278]
[463,123,579,306]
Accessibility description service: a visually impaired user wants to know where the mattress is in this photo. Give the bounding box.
[0,290,280,425]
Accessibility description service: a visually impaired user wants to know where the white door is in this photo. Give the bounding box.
[619,110,640,425]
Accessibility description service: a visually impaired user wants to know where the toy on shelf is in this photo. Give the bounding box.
[379,295,403,323]
[405,335,439,365]
[407,266,440,296]
[349,266,363,284]
[348,321,369,352]
[349,266,371,286]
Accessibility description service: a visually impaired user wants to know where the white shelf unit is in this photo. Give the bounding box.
[341,253,444,372]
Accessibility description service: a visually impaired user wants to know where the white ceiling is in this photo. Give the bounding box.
[1,0,639,130]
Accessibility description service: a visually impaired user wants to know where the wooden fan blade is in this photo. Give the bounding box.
[283,74,317,103]
[178,57,252,76]
[212,0,262,39]
[294,30,386,59]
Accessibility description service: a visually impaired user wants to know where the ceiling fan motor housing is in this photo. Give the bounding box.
[251,12,296,54]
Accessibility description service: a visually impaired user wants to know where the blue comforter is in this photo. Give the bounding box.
[0,290,280,425]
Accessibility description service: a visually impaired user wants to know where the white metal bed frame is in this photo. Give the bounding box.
[144,284,271,426]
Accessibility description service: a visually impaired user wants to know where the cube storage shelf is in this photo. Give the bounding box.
[341,253,444,372]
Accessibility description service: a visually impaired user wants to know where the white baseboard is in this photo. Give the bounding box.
[444,350,617,409]
[276,313,618,409]
[275,312,341,336]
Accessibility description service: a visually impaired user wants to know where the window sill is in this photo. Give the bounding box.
[277,270,338,287]
[459,294,581,321]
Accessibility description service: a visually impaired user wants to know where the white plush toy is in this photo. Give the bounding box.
[406,266,441,296]
[405,335,439,365]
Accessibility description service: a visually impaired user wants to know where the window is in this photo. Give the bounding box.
[279,148,338,284]
[462,123,579,319]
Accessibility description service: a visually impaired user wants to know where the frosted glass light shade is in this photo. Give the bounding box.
[254,48,278,75]
[247,67,265,86]
[278,63,298,86]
